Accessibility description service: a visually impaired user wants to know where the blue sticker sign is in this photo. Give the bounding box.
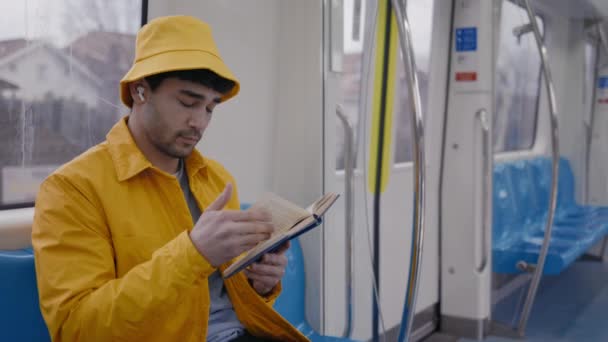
[599,76,608,89]
[455,27,477,52]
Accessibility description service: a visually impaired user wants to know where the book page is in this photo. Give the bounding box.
[305,194,328,213]
[248,193,310,234]
[306,193,339,216]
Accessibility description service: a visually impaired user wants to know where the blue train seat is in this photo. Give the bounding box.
[529,158,608,221]
[275,238,358,341]
[493,157,608,274]
[0,248,50,341]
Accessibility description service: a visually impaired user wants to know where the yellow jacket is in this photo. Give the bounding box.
[32,118,309,342]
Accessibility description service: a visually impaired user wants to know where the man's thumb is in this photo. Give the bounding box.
[207,183,233,211]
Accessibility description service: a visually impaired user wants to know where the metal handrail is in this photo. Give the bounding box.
[516,0,560,336]
[475,109,490,273]
[585,24,605,203]
[593,25,608,260]
[598,25,608,57]
[335,104,354,338]
[357,0,381,339]
[584,119,592,203]
[390,0,427,341]
[589,24,608,190]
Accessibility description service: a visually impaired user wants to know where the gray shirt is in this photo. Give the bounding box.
[175,160,245,342]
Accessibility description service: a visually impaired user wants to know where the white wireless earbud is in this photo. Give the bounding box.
[136,86,145,101]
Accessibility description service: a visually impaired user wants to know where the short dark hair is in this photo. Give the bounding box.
[144,69,236,95]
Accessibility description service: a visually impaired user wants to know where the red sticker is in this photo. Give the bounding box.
[455,72,477,81]
[598,98,608,104]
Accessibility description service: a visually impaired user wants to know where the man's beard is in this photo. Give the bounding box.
[152,134,197,159]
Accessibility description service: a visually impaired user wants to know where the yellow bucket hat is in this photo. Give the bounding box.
[120,15,240,108]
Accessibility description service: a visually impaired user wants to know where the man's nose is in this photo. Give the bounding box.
[188,111,207,130]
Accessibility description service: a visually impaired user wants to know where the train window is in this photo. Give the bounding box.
[336,0,434,170]
[0,1,143,209]
[393,0,434,164]
[494,1,544,153]
[336,0,365,171]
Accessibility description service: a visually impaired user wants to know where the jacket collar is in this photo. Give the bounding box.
[106,117,207,182]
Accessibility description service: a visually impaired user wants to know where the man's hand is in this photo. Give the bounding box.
[245,241,290,296]
[189,184,274,267]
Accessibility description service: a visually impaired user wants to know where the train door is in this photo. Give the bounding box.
[321,1,449,340]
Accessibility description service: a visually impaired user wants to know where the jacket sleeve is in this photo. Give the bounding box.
[260,282,282,306]
[32,174,216,342]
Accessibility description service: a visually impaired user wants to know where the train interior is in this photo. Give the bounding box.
[2,0,608,341]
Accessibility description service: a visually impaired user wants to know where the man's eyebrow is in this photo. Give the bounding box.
[179,89,221,103]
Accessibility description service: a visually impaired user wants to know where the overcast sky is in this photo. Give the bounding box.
[0,0,139,46]
[0,1,57,41]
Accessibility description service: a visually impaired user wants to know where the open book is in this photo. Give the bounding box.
[222,192,339,279]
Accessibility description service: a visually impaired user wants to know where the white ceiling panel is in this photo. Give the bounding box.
[524,0,607,20]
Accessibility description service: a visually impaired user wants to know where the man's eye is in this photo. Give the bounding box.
[179,100,195,108]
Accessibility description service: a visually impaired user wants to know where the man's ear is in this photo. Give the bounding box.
[128,80,148,105]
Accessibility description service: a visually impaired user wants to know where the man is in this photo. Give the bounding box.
[32,15,308,342]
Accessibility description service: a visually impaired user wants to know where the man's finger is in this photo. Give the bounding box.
[225,208,272,223]
[261,253,287,266]
[245,270,280,285]
[206,183,233,211]
[238,233,272,248]
[272,240,290,255]
[230,222,274,236]
[249,262,284,277]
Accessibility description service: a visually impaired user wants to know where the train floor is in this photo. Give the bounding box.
[425,259,608,342]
